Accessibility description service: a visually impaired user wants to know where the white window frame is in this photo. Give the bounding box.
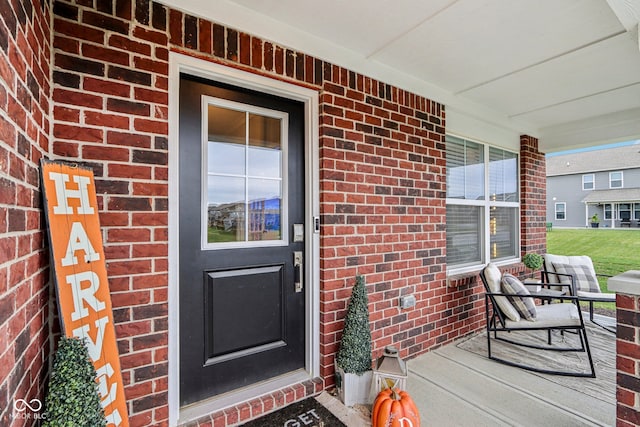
[582,174,594,190]
[610,171,623,189]
[446,135,520,274]
[201,96,289,250]
[605,203,615,220]
[555,202,566,220]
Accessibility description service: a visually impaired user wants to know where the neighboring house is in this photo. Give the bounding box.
[546,142,640,228]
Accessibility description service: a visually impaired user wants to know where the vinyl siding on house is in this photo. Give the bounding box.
[546,144,640,228]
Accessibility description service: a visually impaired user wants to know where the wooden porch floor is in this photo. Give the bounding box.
[321,315,616,426]
[408,317,615,426]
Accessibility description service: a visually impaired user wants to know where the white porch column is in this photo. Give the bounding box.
[585,203,589,227]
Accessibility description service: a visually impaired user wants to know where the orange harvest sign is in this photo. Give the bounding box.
[41,160,128,426]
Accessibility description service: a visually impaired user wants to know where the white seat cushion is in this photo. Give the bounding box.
[504,303,581,329]
[483,263,520,322]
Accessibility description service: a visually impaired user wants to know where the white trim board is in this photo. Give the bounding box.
[168,52,320,426]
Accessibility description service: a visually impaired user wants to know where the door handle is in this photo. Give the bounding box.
[293,251,303,293]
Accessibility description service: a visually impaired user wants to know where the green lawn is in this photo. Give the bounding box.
[207,227,239,243]
[547,228,640,309]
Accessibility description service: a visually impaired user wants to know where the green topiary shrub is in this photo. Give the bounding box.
[336,275,372,374]
[42,337,106,427]
[523,253,544,278]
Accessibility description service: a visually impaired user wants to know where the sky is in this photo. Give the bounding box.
[546,139,640,157]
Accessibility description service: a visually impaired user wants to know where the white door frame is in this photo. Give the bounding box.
[168,52,320,426]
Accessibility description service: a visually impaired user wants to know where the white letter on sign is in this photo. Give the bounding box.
[96,362,123,426]
[65,271,106,321]
[96,362,118,406]
[48,172,95,215]
[62,222,101,266]
[72,316,109,361]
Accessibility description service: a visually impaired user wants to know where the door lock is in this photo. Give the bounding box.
[293,251,303,292]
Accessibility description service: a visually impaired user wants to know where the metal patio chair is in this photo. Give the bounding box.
[543,254,616,333]
[480,263,596,378]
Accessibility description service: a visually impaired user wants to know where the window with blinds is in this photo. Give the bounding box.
[489,147,518,202]
[446,136,520,270]
[446,136,484,200]
[446,205,482,266]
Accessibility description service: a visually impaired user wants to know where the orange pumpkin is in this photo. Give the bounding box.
[372,387,420,427]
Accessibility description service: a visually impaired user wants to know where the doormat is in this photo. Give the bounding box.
[240,396,346,427]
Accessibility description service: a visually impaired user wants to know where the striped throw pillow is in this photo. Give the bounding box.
[501,273,537,321]
[552,263,600,293]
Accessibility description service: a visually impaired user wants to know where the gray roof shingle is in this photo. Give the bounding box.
[546,142,640,176]
[581,188,640,203]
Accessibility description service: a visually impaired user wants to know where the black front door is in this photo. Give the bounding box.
[179,74,306,406]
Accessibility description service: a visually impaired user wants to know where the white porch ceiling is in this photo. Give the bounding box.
[165,0,640,153]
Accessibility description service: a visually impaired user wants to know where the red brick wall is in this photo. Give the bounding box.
[51,1,170,425]
[520,135,546,256]
[0,1,545,426]
[616,294,640,426]
[0,1,51,425]
[0,0,52,425]
[317,69,461,374]
[0,1,520,426]
[47,1,489,425]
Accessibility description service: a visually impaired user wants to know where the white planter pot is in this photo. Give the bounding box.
[335,362,373,407]
[523,278,541,292]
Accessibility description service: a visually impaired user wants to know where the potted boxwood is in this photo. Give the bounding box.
[335,275,373,407]
[522,253,543,279]
[590,213,600,228]
[42,337,106,427]
[522,253,544,292]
